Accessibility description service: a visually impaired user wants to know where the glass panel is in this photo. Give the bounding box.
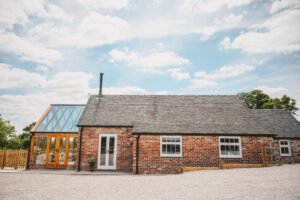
[225,138,229,143]
[175,144,180,154]
[281,147,289,154]
[100,137,107,166]
[167,144,171,154]
[162,138,166,142]
[221,145,225,155]
[58,137,66,164]
[68,136,78,165]
[162,144,166,154]
[36,136,47,164]
[280,141,288,145]
[220,138,224,143]
[234,139,239,143]
[32,136,37,156]
[48,137,56,164]
[108,137,115,166]
[34,105,84,132]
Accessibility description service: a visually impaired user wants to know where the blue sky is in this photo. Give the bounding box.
[0,0,300,133]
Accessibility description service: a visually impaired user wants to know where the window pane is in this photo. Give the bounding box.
[234,139,239,143]
[175,144,180,154]
[220,138,225,143]
[48,137,56,164]
[162,138,166,142]
[162,144,166,154]
[108,137,115,166]
[167,144,171,154]
[175,138,180,142]
[58,137,66,164]
[32,136,37,156]
[230,139,234,143]
[221,145,225,155]
[36,136,47,164]
[100,137,107,165]
[68,136,78,165]
[281,147,289,154]
[225,138,229,143]
[170,144,176,154]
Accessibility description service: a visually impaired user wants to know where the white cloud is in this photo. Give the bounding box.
[77,0,128,10]
[194,64,256,80]
[28,12,131,48]
[0,32,62,65]
[109,49,190,74]
[189,79,217,89]
[220,9,300,54]
[270,0,300,14]
[36,65,48,72]
[0,0,46,29]
[0,63,153,133]
[102,86,148,94]
[167,68,190,80]
[0,63,46,89]
[0,70,94,134]
[179,0,253,14]
[255,85,288,97]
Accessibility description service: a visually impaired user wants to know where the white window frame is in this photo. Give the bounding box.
[279,140,291,156]
[160,136,182,158]
[219,136,242,158]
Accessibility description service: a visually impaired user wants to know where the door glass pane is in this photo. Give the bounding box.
[68,136,78,165]
[58,137,66,164]
[100,137,107,166]
[48,137,56,164]
[32,136,37,156]
[36,136,47,164]
[108,137,115,166]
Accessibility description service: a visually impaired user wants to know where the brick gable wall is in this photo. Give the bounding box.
[77,127,133,172]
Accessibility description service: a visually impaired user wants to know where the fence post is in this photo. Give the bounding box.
[1,151,5,169]
[262,145,267,167]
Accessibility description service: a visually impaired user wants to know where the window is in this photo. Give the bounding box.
[35,136,48,164]
[279,140,291,156]
[68,136,78,165]
[160,136,182,157]
[219,136,242,158]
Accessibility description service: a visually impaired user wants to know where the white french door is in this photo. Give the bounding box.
[98,134,117,170]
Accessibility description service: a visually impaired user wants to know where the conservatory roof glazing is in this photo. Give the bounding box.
[33,105,85,132]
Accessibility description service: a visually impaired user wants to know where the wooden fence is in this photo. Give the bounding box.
[0,150,28,169]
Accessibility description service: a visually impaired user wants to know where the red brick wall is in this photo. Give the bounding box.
[133,135,275,174]
[78,127,133,172]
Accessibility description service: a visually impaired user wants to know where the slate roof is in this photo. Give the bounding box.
[33,104,85,132]
[78,95,272,135]
[251,109,300,139]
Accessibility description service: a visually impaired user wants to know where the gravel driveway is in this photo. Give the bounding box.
[1,164,300,200]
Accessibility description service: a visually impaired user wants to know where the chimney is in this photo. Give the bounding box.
[99,73,104,98]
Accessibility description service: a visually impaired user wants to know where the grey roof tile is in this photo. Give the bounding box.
[251,109,300,138]
[78,95,271,135]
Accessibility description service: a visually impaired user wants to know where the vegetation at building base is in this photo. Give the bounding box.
[0,114,35,150]
[238,90,298,114]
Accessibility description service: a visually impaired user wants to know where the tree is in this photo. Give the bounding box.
[19,122,36,149]
[0,114,16,149]
[238,90,299,114]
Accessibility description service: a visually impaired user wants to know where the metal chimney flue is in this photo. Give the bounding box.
[99,73,104,98]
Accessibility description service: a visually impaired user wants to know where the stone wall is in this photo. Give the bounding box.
[272,139,300,164]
